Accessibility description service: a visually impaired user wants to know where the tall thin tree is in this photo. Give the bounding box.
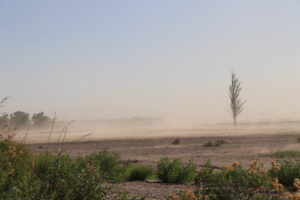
[229,72,245,125]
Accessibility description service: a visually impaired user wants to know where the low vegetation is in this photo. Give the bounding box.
[203,140,226,147]
[170,160,300,200]
[3,131,300,199]
[157,157,196,184]
[268,151,300,158]
[125,165,153,181]
[172,138,180,145]
[2,117,300,200]
[194,160,274,200]
[83,150,126,183]
[0,133,141,199]
[269,160,300,190]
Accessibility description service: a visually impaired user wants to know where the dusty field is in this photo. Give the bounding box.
[27,129,300,199]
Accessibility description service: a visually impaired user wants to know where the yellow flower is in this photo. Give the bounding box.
[271,161,281,172]
[231,161,240,168]
[183,190,197,200]
[8,169,14,175]
[250,160,258,168]
[272,178,283,193]
[262,167,268,173]
[226,166,233,172]
[294,178,300,191]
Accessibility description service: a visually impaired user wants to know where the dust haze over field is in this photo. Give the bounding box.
[1,1,300,142]
[12,118,300,144]
[2,2,300,198]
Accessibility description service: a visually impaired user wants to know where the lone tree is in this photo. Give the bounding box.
[229,72,246,125]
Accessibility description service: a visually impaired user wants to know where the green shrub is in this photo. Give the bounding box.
[156,157,196,184]
[172,138,180,145]
[269,160,300,190]
[195,161,275,200]
[84,150,126,183]
[0,130,147,199]
[0,136,37,199]
[125,165,153,181]
[34,153,104,200]
[0,135,107,200]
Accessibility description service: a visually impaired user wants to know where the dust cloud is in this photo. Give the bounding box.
[16,117,300,144]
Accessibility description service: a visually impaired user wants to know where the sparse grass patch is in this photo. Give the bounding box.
[214,139,226,147]
[268,151,300,158]
[203,140,226,147]
[203,141,214,147]
[125,165,153,181]
[172,138,180,145]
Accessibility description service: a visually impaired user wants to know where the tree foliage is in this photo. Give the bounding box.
[229,72,246,125]
[9,111,30,129]
[32,112,51,127]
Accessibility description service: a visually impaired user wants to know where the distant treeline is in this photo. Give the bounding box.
[0,111,52,130]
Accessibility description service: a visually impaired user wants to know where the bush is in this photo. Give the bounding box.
[269,160,300,190]
[125,165,153,181]
[172,138,180,145]
[33,153,104,200]
[157,157,196,184]
[84,150,126,183]
[0,135,37,199]
[0,135,132,199]
[195,160,275,200]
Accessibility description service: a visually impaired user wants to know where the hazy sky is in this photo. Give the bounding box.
[1,1,300,123]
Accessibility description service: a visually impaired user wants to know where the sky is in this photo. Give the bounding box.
[1,1,300,123]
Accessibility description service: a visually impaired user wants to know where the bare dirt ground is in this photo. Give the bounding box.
[27,130,300,199]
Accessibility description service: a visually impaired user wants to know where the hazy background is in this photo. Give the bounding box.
[1,1,300,128]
